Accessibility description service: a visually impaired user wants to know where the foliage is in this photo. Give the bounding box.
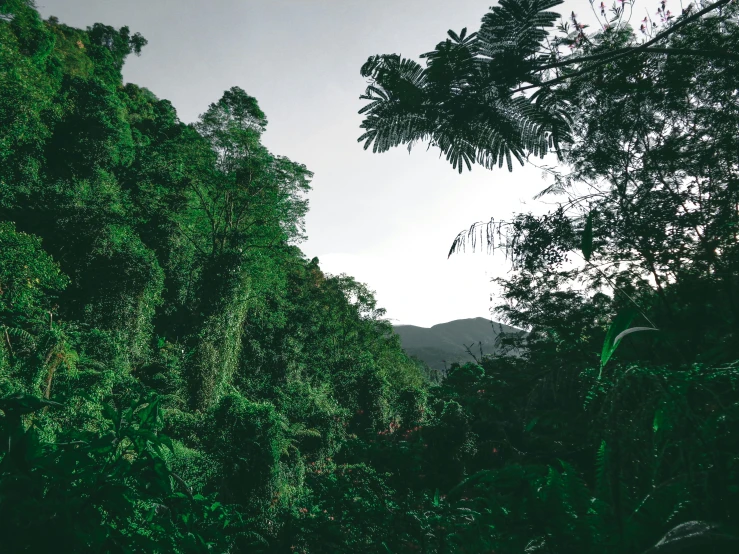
[2,0,739,552]
[0,2,429,552]
[357,0,736,174]
[355,1,739,553]
[357,0,573,172]
[0,391,251,553]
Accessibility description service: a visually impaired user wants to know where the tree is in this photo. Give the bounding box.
[449,0,739,364]
[357,0,737,172]
[354,2,739,552]
[181,87,312,411]
[0,4,435,552]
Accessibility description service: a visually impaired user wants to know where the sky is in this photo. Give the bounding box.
[34,0,607,327]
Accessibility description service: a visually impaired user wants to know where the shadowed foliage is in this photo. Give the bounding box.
[1,0,739,552]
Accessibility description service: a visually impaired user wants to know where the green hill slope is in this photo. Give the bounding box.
[393,317,523,371]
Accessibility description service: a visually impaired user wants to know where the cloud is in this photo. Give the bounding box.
[316,250,506,327]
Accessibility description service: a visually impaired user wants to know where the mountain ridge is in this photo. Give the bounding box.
[392,317,523,371]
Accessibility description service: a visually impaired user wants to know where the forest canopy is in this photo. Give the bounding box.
[1,0,739,552]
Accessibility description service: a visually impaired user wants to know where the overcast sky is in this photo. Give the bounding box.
[35,0,603,327]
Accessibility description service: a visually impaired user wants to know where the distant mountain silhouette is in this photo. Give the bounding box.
[392,317,524,372]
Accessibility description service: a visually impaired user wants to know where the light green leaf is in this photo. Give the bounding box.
[158,433,175,453]
[599,309,637,374]
[599,313,658,378]
[613,326,658,345]
[653,408,663,433]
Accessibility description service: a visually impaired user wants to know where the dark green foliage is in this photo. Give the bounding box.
[71,225,164,364]
[0,3,428,551]
[207,393,286,509]
[352,1,739,553]
[357,0,573,172]
[0,391,251,553]
[3,0,739,552]
[84,23,147,85]
[0,221,68,322]
[282,462,400,553]
[45,76,136,178]
[357,0,736,174]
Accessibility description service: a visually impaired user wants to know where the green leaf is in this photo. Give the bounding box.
[599,310,658,378]
[158,433,175,453]
[613,326,658,345]
[137,396,160,427]
[88,432,117,454]
[136,429,160,445]
[433,488,440,507]
[447,470,493,499]
[595,439,608,497]
[599,309,636,376]
[653,408,663,433]
[101,402,118,425]
[581,210,594,261]
[0,393,63,417]
[122,406,134,425]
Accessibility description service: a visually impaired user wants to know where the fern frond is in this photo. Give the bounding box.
[4,325,36,344]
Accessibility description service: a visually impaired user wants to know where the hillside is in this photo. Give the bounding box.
[3,1,739,552]
[392,317,523,371]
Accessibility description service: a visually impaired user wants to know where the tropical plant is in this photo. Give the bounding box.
[358,0,737,173]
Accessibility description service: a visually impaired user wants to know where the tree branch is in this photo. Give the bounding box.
[532,46,739,74]
[513,0,735,93]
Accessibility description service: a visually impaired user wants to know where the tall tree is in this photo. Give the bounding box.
[182,87,312,411]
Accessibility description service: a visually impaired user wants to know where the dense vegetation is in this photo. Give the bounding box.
[1,0,739,552]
